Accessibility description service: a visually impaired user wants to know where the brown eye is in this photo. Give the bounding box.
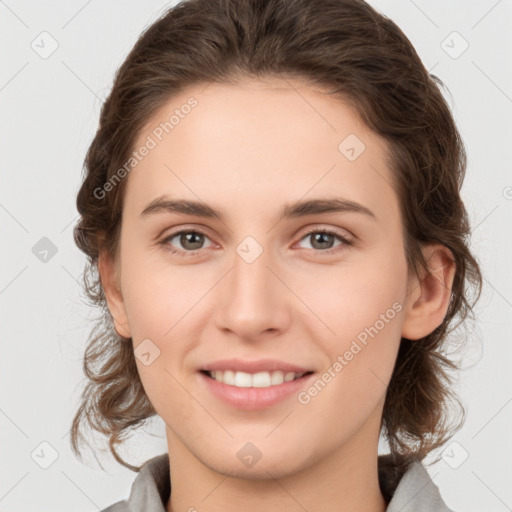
[160,230,213,256]
[176,232,205,250]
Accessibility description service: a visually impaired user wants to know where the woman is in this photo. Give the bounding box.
[71,0,482,510]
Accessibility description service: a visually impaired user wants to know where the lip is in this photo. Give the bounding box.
[200,358,313,374]
[198,369,316,410]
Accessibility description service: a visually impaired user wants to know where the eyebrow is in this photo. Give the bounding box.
[140,195,377,222]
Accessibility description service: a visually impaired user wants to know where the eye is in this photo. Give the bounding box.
[296,228,354,253]
[159,227,354,257]
[159,229,213,256]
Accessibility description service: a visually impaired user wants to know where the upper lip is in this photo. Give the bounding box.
[201,358,313,374]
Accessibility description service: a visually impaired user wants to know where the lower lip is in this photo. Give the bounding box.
[198,371,315,410]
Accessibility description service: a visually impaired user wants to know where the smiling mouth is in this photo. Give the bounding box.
[200,369,314,388]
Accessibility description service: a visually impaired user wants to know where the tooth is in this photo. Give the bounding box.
[284,372,295,382]
[208,369,305,387]
[234,371,253,387]
[270,371,285,385]
[223,369,235,385]
[253,371,271,387]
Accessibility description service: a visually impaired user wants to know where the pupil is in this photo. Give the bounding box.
[182,232,203,250]
[312,232,333,250]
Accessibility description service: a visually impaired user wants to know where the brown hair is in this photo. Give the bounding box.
[70,0,482,473]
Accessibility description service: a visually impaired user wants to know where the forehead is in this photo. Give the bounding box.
[125,77,399,226]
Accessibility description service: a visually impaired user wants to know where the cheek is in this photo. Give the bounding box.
[119,253,203,414]
[297,247,406,340]
[297,277,404,440]
[119,247,209,340]
[300,247,406,392]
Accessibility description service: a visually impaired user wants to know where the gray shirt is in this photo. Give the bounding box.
[101,453,455,512]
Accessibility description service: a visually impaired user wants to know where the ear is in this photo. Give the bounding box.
[401,243,456,340]
[97,250,131,339]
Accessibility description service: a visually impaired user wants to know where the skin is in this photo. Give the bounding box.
[99,76,455,512]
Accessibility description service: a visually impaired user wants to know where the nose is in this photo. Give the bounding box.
[214,241,291,341]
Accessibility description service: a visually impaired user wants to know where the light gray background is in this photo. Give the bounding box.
[1,1,511,511]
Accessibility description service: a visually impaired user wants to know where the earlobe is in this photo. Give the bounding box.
[98,250,131,339]
[401,244,456,341]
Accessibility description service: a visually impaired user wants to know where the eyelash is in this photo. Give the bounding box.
[159,227,354,257]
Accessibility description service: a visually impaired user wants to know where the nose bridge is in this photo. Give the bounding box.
[215,236,289,337]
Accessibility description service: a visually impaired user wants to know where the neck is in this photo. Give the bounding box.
[165,418,387,512]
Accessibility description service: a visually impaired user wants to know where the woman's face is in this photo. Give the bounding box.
[101,77,436,478]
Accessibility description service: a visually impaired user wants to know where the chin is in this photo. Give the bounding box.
[199,436,320,480]
[206,454,306,481]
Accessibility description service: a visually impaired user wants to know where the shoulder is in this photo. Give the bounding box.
[99,501,129,512]
[98,454,170,512]
[379,455,457,512]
